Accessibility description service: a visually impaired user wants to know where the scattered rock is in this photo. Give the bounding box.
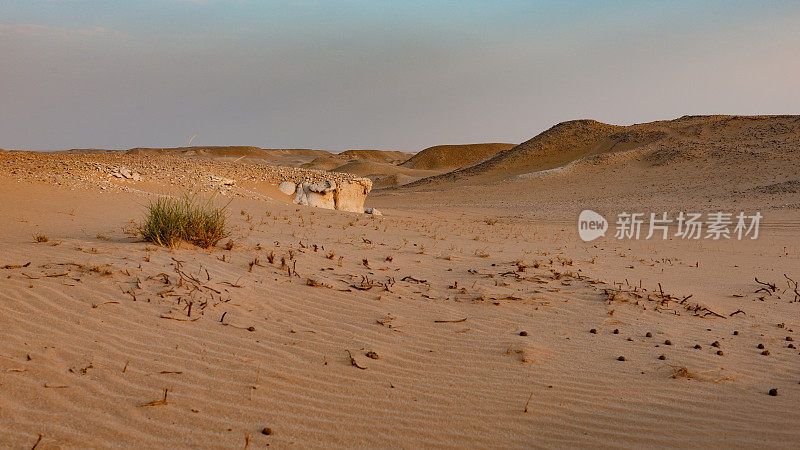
[210,175,235,186]
[768,388,778,396]
[617,356,626,361]
[519,331,528,336]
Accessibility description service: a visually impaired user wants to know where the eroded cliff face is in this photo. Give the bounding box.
[286,178,375,214]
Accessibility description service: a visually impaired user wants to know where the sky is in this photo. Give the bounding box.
[1,1,799,152]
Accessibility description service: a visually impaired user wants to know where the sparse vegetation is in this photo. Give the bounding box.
[33,234,49,243]
[138,193,230,248]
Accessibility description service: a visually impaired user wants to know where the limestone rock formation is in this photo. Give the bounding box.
[292,177,372,213]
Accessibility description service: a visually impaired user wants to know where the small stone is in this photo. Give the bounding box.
[694,344,702,349]
[613,329,619,334]
[733,331,739,336]
[664,340,672,345]
[711,341,720,348]
[247,326,255,332]
[589,329,597,334]
[762,350,770,356]
[768,388,778,396]
[365,351,379,359]
[658,354,666,360]
[645,332,652,338]
[617,356,626,361]
[789,344,796,349]
[716,350,724,356]
[787,336,794,342]
[261,427,273,435]
[519,331,528,336]
[757,343,765,349]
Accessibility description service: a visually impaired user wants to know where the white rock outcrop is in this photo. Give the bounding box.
[278,181,296,195]
[292,177,373,213]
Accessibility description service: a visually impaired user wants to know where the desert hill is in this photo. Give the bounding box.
[400,143,515,171]
[327,160,440,189]
[124,146,333,166]
[301,150,413,172]
[338,149,413,164]
[406,115,800,187]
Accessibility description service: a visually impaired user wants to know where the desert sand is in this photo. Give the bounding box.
[1,115,799,448]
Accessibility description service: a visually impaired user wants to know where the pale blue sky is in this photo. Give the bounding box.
[1,1,799,151]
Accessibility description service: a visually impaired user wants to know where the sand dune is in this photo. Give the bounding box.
[408,115,800,187]
[400,143,515,171]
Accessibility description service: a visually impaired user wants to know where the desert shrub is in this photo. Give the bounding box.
[139,193,229,248]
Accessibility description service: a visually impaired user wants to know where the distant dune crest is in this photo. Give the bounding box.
[400,143,515,171]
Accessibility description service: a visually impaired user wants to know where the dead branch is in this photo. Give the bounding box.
[434,318,467,323]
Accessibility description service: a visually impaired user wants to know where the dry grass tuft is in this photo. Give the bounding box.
[138,192,230,248]
[33,234,49,243]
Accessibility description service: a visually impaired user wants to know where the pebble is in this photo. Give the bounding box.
[762,350,770,356]
[768,388,778,396]
[757,343,765,349]
[658,355,666,360]
[711,341,720,348]
[590,329,597,334]
[665,340,672,345]
[519,331,528,336]
[645,332,652,338]
[716,350,724,356]
[617,356,626,361]
[613,329,619,334]
[733,331,739,336]
[694,344,702,349]
[261,427,273,435]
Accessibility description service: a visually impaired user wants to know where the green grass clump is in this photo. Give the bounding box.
[138,193,230,248]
